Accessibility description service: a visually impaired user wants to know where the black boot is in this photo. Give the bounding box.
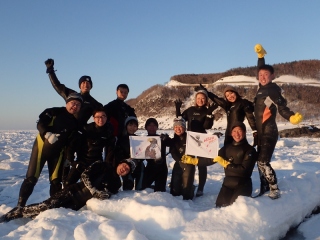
[18,177,37,207]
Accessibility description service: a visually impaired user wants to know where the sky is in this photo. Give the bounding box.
[1,1,320,130]
[1,124,320,239]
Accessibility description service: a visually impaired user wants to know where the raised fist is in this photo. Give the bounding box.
[45,58,54,73]
[174,99,182,110]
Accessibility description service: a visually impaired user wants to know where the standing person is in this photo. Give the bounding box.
[114,116,145,190]
[253,44,303,199]
[0,160,136,223]
[196,84,257,146]
[64,108,116,186]
[169,117,196,200]
[175,90,217,197]
[16,93,83,209]
[143,118,170,192]
[104,84,136,138]
[44,58,102,126]
[181,122,257,207]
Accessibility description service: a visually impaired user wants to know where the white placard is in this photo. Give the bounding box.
[129,136,162,159]
[186,131,219,158]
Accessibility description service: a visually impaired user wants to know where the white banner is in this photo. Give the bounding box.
[129,136,162,159]
[186,131,219,158]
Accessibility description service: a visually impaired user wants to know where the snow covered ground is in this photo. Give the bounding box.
[0,122,320,240]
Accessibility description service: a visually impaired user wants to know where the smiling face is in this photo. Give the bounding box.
[258,69,274,86]
[195,93,207,107]
[66,100,81,114]
[225,91,237,103]
[116,87,129,101]
[80,81,92,93]
[126,122,138,135]
[93,111,107,127]
[231,126,245,142]
[116,162,131,176]
[174,125,185,136]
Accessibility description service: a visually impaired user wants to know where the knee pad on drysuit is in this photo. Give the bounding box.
[18,176,38,207]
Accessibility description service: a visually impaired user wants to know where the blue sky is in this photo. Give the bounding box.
[1,1,319,130]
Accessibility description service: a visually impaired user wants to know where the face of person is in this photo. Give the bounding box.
[80,81,92,93]
[174,125,185,136]
[146,122,158,135]
[258,69,274,86]
[66,100,81,114]
[116,87,129,101]
[127,122,138,135]
[231,126,245,142]
[93,111,107,127]
[225,91,237,103]
[196,93,207,107]
[117,162,131,176]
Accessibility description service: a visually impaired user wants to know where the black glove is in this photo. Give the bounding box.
[213,132,223,138]
[194,83,208,92]
[45,58,54,73]
[174,99,182,110]
[207,103,217,114]
[93,190,111,200]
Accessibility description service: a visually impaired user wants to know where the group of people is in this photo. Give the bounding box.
[0,44,303,223]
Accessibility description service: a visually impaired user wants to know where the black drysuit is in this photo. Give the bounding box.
[103,99,136,137]
[176,105,216,192]
[169,132,196,200]
[207,92,256,145]
[65,122,116,186]
[18,107,79,207]
[197,139,257,207]
[255,58,295,187]
[47,71,102,126]
[0,161,122,223]
[143,134,170,192]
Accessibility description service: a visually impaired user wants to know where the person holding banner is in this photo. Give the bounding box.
[114,116,145,190]
[169,117,196,200]
[181,122,257,207]
[142,118,170,192]
[174,90,218,197]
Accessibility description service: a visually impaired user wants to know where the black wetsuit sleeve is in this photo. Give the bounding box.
[47,71,76,100]
[242,99,257,131]
[37,108,60,138]
[207,92,228,110]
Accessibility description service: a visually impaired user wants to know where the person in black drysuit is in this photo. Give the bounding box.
[181,122,257,207]
[103,84,136,138]
[196,84,257,146]
[0,160,136,223]
[64,108,116,186]
[44,58,103,126]
[114,116,145,190]
[44,59,103,182]
[16,93,83,208]
[169,117,196,200]
[253,44,303,199]
[142,118,170,192]
[175,90,217,197]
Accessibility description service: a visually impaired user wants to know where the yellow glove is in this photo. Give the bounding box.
[254,44,267,58]
[213,156,230,168]
[289,112,303,125]
[181,155,198,165]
